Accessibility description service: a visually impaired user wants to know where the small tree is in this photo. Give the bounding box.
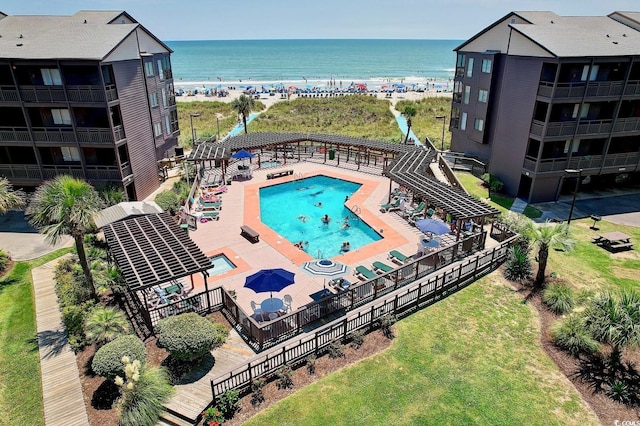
[156,313,228,362]
[92,335,147,380]
[0,177,25,214]
[85,306,130,347]
[231,94,256,134]
[522,220,575,287]
[402,105,417,144]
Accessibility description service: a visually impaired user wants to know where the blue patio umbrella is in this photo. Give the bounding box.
[415,218,450,236]
[244,268,295,298]
[231,149,254,160]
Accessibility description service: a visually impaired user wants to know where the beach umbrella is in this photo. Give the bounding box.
[244,268,295,298]
[415,218,450,236]
[396,83,406,89]
[301,259,349,290]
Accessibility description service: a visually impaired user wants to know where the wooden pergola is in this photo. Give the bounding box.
[103,212,212,310]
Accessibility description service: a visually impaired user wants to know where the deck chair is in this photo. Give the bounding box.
[198,200,222,211]
[425,208,436,218]
[380,199,401,213]
[354,265,377,281]
[211,185,228,195]
[388,250,410,265]
[404,201,426,218]
[250,300,264,322]
[372,261,394,274]
[282,294,293,313]
[201,211,220,221]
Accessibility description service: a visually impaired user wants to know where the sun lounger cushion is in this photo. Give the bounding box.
[355,265,377,280]
[388,250,409,264]
[372,261,394,274]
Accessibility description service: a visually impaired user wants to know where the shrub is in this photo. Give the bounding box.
[305,354,317,375]
[379,314,397,339]
[172,179,191,201]
[201,406,224,426]
[276,365,294,390]
[154,190,180,214]
[55,258,93,307]
[605,379,633,405]
[327,340,345,359]
[217,388,240,420]
[481,173,504,193]
[250,377,266,406]
[85,306,130,347]
[116,357,173,426]
[61,300,95,351]
[349,329,365,349]
[92,335,147,380]
[503,245,533,282]
[551,315,599,356]
[156,313,228,362]
[543,283,575,314]
[0,249,11,273]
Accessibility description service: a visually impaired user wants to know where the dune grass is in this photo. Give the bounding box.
[0,248,72,426]
[395,97,452,149]
[245,276,599,426]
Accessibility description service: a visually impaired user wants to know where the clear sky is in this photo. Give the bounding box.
[2,0,639,41]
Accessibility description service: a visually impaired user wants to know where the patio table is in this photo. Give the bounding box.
[260,297,284,313]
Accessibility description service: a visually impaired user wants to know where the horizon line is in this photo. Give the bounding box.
[164,38,465,43]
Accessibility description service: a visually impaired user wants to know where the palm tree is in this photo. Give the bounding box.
[585,289,640,367]
[0,177,26,214]
[85,306,130,347]
[522,220,575,287]
[231,94,255,134]
[27,175,105,299]
[402,105,417,144]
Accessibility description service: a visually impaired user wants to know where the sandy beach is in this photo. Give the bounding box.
[175,87,452,108]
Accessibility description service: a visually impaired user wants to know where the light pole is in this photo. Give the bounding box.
[564,168,582,226]
[215,113,222,140]
[189,113,200,144]
[435,115,446,151]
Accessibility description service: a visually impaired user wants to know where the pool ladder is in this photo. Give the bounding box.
[350,205,361,220]
[294,172,304,181]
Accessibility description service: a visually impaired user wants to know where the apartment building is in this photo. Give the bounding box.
[0,10,179,200]
[450,11,640,202]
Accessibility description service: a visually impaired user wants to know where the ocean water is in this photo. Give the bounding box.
[165,39,462,90]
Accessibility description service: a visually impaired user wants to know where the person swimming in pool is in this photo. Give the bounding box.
[341,216,350,229]
[321,214,331,224]
[340,241,350,252]
[315,202,323,207]
[298,214,308,222]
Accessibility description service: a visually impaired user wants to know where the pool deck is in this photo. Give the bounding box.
[188,162,445,317]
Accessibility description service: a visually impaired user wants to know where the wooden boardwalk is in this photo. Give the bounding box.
[163,328,255,423]
[32,256,89,426]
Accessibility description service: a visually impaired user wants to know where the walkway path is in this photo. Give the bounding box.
[32,254,89,426]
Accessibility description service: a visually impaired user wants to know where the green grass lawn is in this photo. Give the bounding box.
[0,248,72,426]
[246,275,599,426]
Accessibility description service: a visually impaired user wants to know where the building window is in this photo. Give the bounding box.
[474,118,484,131]
[144,61,154,77]
[51,109,72,125]
[478,89,488,103]
[165,116,171,134]
[61,146,80,162]
[461,112,467,130]
[481,59,492,73]
[157,60,164,80]
[464,86,471,104]
[41,68,62,85]
[153,122,162,137]
[457,54,466,67]
[467,58,474,77]
[161,88,168,108]
[149,92,158,107]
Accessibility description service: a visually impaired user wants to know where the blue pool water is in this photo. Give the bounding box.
[207,254,236,276]
[259,175,382,258]
[260,160,282,168]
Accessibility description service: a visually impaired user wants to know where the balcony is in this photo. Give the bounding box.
[113,125,126,142]
[538,81,625,99]
[85,165,122,180]
[623,81,640,97]
[0,127,31,142]
[531,119,613,137]
[613,117,640,133]
[105,85,118,102]
[0,164,41,179]
[522,153,640,174]
[42,165,85,179]
[602,152,640,169]
[32,127,76,143]
[76,128,115,144]
[121,161,132,178]
[41,164,121,181]
[20,86,66,102]
[66,85,106,103]
[0,86,19,102]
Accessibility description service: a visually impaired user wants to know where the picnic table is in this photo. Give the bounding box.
[592,231,634,251]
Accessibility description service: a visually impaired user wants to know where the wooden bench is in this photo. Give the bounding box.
[240,225,260,243]
[266,169,293,180]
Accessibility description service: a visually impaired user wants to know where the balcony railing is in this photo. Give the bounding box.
[105,85,118,102]
[623,81,640,96]
[40,164,121,181]
[42,165,85,179]
[76,128,114,144]
[532,119,613,137]
[613,117,640,133]
[538,81,625,99]
[20,86,66,102]
[0,127,31,142]
[66,85,106,103]
[121,161,132,178]
[522,154,638,174]
[84,165,122,180]
[0,164,41,179]
[602,152,640,169]
[32,127,76,143]
[0,86,19,102]
[113,125,126,142]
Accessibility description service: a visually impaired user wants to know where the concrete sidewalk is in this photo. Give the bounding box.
[0,210,72,260]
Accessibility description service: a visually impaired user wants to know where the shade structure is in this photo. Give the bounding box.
[415,218,450,236]
[244,268,295,298]
[231,149,254,160]
[301,259,349,290]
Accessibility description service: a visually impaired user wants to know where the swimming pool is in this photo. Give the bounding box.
[207,254,236,276]
[259,175,382,258]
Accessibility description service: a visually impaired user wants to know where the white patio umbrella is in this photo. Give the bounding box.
[301,259,349,291]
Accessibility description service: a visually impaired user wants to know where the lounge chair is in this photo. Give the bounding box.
[198,200,222,211]
[354,265,377,281]
[201,211,220,221]
[380,199,401,213]
[210,185,228,195]
[372,261,394,274]
[425,208,435,218]
[404,201,426,218]
[388,249,410,264]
